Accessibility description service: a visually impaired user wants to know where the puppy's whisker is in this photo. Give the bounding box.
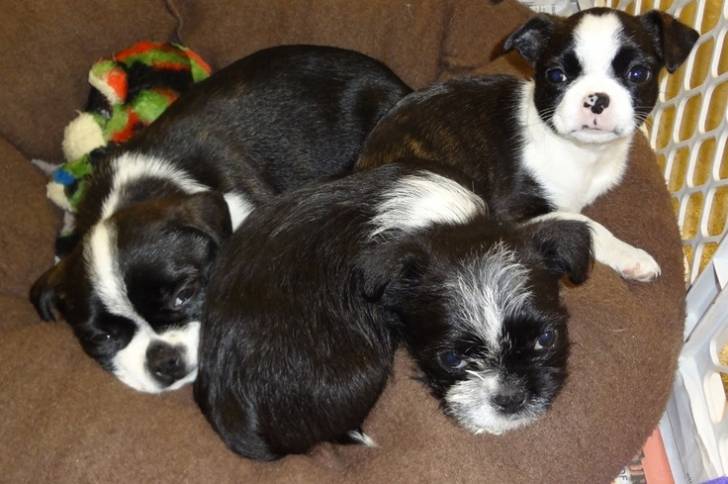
[466,369,487,382]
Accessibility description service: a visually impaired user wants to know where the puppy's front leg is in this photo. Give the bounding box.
[528,212,661,282]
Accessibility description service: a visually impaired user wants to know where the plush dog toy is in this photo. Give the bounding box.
[36,41,211,235]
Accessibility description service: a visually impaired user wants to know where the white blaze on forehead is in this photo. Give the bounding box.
[85,221,140,319]
[370,171,486,237]
[573,13,623,75]
[447,242,531,348]
[101,152,210,220]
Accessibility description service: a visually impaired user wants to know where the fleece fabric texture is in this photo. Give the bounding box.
[0,1,684,482]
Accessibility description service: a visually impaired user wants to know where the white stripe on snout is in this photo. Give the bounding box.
[370,171,486,237]
[101,152,210,219]
[448,242,531,348]
[573,13,622,76]
[85,221,199,393]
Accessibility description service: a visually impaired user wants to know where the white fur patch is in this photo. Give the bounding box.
[224,192,254,230]
[62,112,106,162]
[550,13,636,143]
[520,82,631,212]
[101,153,210,220]
[85,222,138,318]
[447,242,531,348]
[573,13,623,82]
[111,322,200,393]
[446,371,548,435]
[347,430,377,448]
[370,171,485,237]
[530,211,661,281]
[84,220,199,393]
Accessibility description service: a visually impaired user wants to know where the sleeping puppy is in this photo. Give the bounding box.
[357,8,698,281]
[29,45,411,393]
[195,162,592,459]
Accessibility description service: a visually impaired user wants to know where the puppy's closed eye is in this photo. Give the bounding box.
[165,278,201,310]
[173,285,197,308]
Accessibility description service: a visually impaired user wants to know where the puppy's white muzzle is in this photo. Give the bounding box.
[112,321,200,393]
[552,75,635,143]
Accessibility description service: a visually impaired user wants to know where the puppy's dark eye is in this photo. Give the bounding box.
[438,351,467,371]
[535,329,557,350]
[173,285,198,308]
[90,332,111,344]
[626,65,650,83]
[546,68,567,84]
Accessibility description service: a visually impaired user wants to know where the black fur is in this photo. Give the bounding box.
[30,45,411,390]
[195,162,592,458]
[358,75,552,222]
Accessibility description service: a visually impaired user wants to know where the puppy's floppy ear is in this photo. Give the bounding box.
[175,191,233,247]
[640,10,699,73]
[29,258,70,322]
[504,14,557,65]
[358,240,430,307]
[522,219,593,285]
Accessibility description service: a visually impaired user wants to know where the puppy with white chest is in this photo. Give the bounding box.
[358,8,698,281]
[29,45,410,393]
[195,161,592,459]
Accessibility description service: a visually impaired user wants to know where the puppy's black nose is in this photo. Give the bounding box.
[492,388,528,414]
[146,342,188,386]
[583,92,610,114]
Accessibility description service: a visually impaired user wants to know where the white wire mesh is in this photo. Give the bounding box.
[604,0,727,285]
[597,1,728,480]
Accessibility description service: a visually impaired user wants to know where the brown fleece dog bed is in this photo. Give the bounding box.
[0,1,683,482]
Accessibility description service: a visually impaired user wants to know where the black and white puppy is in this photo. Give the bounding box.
[358,8,698,281]
[29,45,410,393]
[195,162,591,459]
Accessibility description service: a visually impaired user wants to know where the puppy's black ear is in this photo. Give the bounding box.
[175,191,233,247]
[359,241,430,307]
[523,219,593,285]
[504,14,557,65]
[640,10,699,73]
[29,259,70,322]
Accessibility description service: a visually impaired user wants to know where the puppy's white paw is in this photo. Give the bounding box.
[547,212,662,283]
[610,245,661,282]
